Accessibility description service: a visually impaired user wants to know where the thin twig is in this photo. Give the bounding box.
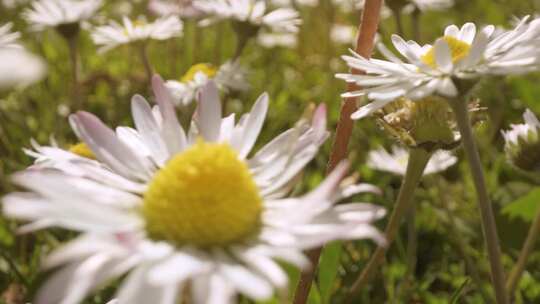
[67,34,81,109]
[292,1,384,303]
[139,43,154,83]
[506,203,540,299]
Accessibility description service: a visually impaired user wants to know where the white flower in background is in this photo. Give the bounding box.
[408,0,454,12]
[0,49,46,90]
[3,76,385,304]
[166,60,248,106]
[91,16,183,53]
[148,0,203,18]
[337,16,540,119]
[257,32,297,48]
[502,109,540,171]
[2,0,30,8]
[24,0,102,30]
[271,0,318,7]
[0,23,22,49]
[332,0,391,18]
[195,0,301,34]
[331,24,357,45]
[367,146,457,176]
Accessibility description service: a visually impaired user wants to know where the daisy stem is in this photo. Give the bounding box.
[292,1,384,303]
[139,43,154,83]
[391,8,405,37]
[347,148,430,300]
[67,34,81,109]
[449,96,509,304]
[411,8,421,41]
[506,202,540,299]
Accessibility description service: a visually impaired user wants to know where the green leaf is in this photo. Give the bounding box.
[317,241,343,304]
[502,187,540,222]
[307,283,322,304]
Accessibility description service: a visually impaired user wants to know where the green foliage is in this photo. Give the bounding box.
[503,187,540,222]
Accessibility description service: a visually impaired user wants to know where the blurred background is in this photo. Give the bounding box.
[2,0,540,303]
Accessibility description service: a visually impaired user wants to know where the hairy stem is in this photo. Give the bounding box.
[449,97,508,304]
[292,1,384,303]
[506,203,540,298]
[348,148,431,299]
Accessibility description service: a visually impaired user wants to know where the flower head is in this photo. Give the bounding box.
[166,60,248,106]
[0,49,46,90]
[148,0,204,18]
[195,0,301,34]
[337,16,540,119]
[0,23,22,49]
[3,76,385,303]
[367,145,457,176]
[24,0,102,31]
[91,16,183,53]
[502,109,540,172]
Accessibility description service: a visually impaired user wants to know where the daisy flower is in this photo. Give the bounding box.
[0,49,46,90]
[165,60,248,106]
[24,0,102,30]
[148,0,204,18]
[195,0,301,34]
[502,109,540,171]
[257,32,297,48]
[3,76,385,304]
[0,23,22,49]
[337,16,540,119]
[91,16,183,53]
[367,145,457,176]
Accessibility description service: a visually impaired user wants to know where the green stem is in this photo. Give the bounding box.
[348,148,431,298]
[411,8,421,41]
[449,96,508,304]
[506,203,540,299]
[391,8,405,37]
[397,205,418,301]
[67,34,81,109]
[139,43,153,83]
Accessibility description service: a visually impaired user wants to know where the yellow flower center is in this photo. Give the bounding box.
[181,63,218,82]
[142,140,263,248]
[420,36,471,68]
[69,142,95,160]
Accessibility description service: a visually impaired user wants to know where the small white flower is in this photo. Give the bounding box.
[330,24,357,45]
[271,0,318,7]
[367,146,457,176]
[502,109,540,171]
[166,60,249,106]
[0,23,22,49]
[408,0,454,12]
[257,32,297,48]
[24,0,102,30]
[91,16,183,53]
[195,0,301,34]
[337,16,540,119]
[148,0,204,18]
[0,49,46,90]
[3,76,385,304]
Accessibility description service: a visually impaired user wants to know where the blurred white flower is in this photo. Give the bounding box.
[0,23,22,49]
[2,0,30,9]
[257,32,297,48]
[3,76,386,304]
[367,146,457,176]
[91,16,183,53]
[331,24,357,45]
[408,0,454,12]
[148,0,203,18]
[24,0,102,30]
[271,0,318,7]
[502,109,540,171]
[332,0,392,18]
[337,16,540,119]
[166,60,249,106]
[0,49,46,90]
[195,0,301,34]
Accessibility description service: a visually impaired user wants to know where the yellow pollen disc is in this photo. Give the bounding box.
[181,63,218,82]
[69,142,96,160]
[420,36,471,68]
[142,140,263,248]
